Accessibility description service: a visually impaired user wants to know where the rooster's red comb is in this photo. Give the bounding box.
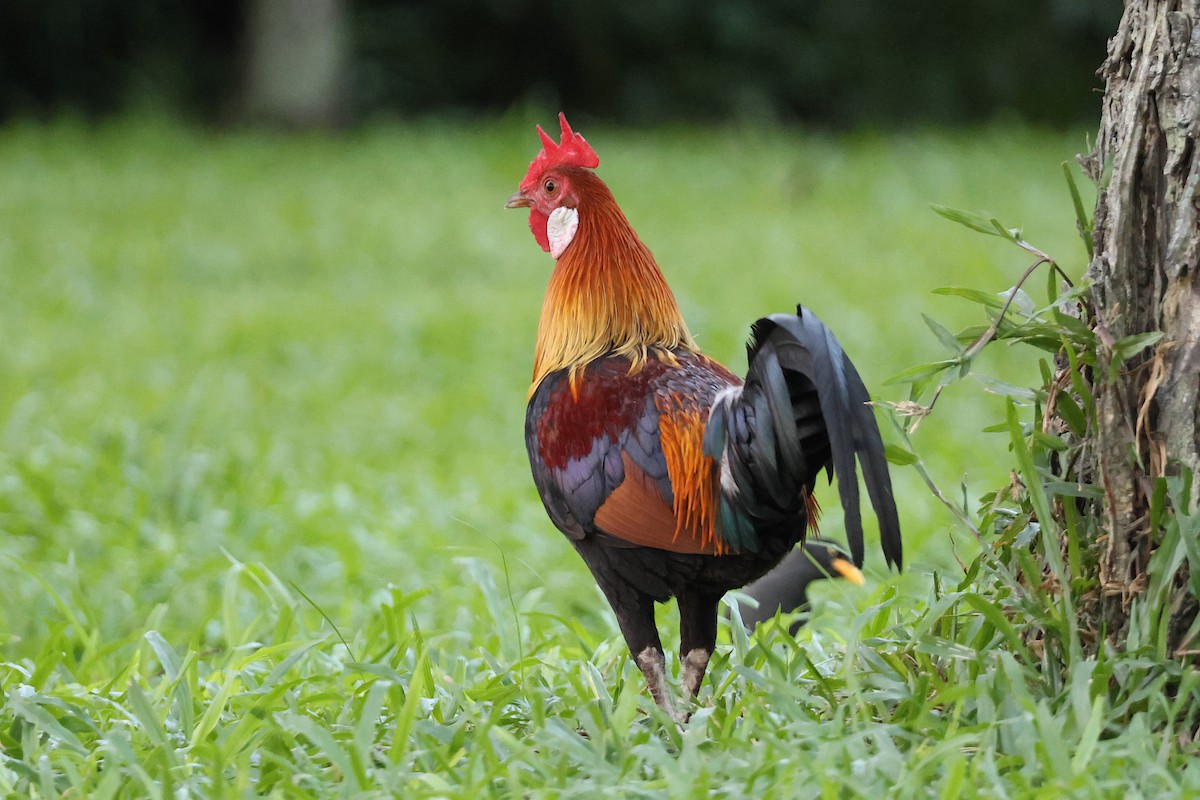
[521,113,600,189]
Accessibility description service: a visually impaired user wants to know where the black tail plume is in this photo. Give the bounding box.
[705,304,902,570]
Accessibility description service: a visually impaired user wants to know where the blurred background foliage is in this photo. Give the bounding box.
[2,0,1120,128]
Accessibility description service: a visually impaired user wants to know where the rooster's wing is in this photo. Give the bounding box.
[526,353,740,555]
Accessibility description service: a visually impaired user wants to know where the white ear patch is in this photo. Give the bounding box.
[546,206,579,258]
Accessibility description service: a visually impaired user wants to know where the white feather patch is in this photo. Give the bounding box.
[547,206,579,258]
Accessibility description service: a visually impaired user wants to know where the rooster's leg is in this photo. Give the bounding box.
[635,646,676,719]
[610,592,678,719]
[677,590,722,704]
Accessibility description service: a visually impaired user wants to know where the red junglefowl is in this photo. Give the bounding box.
[506,114,902,720]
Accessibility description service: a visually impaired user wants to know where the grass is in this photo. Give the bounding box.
[0,115,1196,796]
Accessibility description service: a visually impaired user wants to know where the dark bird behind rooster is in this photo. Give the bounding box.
[507,114,902,720]
[731,540,866,634]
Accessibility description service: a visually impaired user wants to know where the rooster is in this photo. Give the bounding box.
[507,114,902,719]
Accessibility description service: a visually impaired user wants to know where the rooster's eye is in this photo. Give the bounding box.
[543,179,557,195]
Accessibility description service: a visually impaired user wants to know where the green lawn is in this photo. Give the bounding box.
[1,116,1194,797]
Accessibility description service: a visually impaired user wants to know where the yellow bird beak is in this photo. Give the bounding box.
[831,558,866,586]
[505,191,532,209]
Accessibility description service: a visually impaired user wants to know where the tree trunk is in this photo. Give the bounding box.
[1079,0,1199,650]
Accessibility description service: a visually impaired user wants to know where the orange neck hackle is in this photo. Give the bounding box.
[531,170,698,393]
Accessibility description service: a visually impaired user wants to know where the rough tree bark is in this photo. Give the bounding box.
[1079,0,1199,650]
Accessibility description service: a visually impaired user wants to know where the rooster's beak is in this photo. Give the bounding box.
[505,191,532,209]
